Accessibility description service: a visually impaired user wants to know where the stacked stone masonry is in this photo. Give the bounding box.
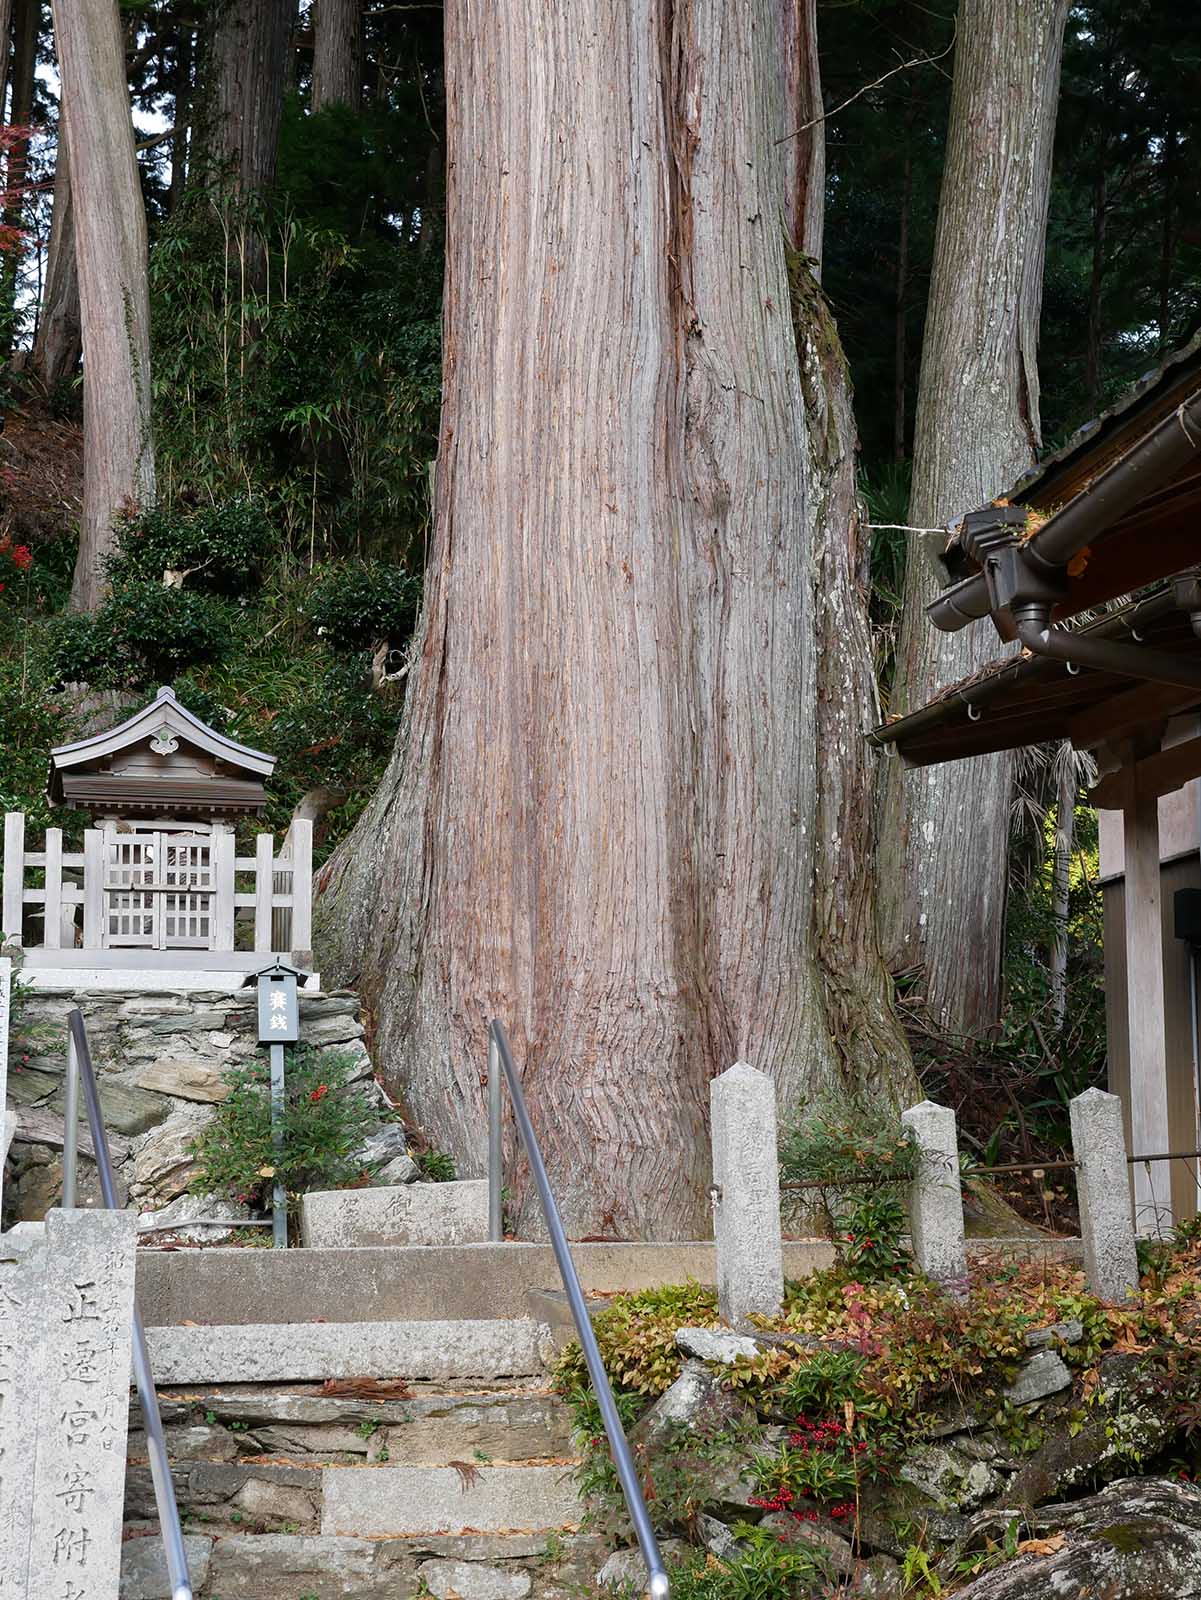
[2,987,377,1223]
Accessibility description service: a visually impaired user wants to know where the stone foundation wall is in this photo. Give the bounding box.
[3,986,376,1224]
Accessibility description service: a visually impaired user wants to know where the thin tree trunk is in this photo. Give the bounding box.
[31,108,80,389]
[317,0,871,1238]
[0,0,11,108]
[312,0,361,112]
[1158,123,1176,353]
[781,1,914,1105]
[1049,747,1074,1032]
[877,0,1070,1036]
[1,0,37,350]
[1084,168,1107,412]
[168,24,194,213]
[204,0,291,194]
[893,143,912,462]
[52,0,155,613]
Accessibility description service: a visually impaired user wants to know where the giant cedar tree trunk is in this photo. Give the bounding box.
[316,0,912,1238]
[876,0,1069,1035]
[312,0,361,112]
[32,111,81,390]
[1,0,37,349]
[53,0,155,612]
[205,0,291,193]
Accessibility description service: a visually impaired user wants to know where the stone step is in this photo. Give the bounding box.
[146,1318,546,1384]
[321,1462,583,1537]
[132,1383,575,1466]
[120,1529,610,1600]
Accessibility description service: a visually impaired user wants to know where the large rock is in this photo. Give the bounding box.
[205,1533,381,1599]
[355,1123,418,1185]
[136,1058,232,1103]
[128,1103,216,1204]
[1004,1350,1071,1406]
[50,1079,170,1136]
[675,1326,759,1364]
[596,1542,689,1591]
[898,1442,1005,1512]
[630,1359,743,1452]
[137,1191,252,1242]
[952,1477,1201,1598]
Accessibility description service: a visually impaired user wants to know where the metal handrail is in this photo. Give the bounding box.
[66,1009,193,1600]
[487,1019,669,1600]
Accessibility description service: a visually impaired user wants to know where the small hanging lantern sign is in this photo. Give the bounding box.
[257,963,300,1043]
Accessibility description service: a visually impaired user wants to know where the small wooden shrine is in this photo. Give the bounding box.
[2,687,313,984]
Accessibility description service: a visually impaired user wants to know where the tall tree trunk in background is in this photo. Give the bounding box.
[31,109,80,389]
[781,0,914,1103]
[53,0,155,612]
[893,141,912,462]
[876,0,1069,1036]
[167,23,194,213]
[1049,747,1075,1032]
[312,0,361,112]
[1084,168,1107,412]
[316,0,912,1237]
[204,0,291,193]
[1,0,37,350]
[0,0,12,108]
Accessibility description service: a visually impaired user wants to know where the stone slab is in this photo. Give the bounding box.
[301,1180,489,1248]
[321,1463,581,1536]
[711,1063,784,1326]
[146,1317,544,1383]
[0,955,9,1215]
[134,1059,232,1102]
[1071,1088,1139,1301]
[18,1208,139,1600]
[902,1100,968,1294]
[136,1240,838,1327]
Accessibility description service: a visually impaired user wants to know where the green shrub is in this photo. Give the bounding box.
[660,1528,832,1600]
[304,559,421,652]
[108,499,273,594]
[414,1147,457,1183]
[45,585,234,687]
[778,1094,918,1190]
[190,1046,386,1210]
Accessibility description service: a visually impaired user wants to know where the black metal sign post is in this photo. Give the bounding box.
[256,962,300,1248]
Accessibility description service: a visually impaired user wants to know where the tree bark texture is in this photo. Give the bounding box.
[32,112,81,390]
[876,0,1069,1036]
[312,0,361,112]
[53,0,155,613]
[316,0,871,1238]
[1,0,37,347]
[1049,747,1074,1032]
[206,0,292,193]
[0,0,12,110]
[779,0,823,269]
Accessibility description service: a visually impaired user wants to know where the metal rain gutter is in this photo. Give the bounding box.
[927,387,1201,634]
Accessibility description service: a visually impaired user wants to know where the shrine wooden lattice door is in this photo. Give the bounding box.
[101,829,217,949]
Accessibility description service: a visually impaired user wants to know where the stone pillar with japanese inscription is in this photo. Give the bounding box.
[0,1208,137,1599]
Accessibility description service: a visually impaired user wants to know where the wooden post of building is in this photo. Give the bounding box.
[254,833,274,953]
[2,812,24,944]
[1123,778,1174,1235]
[212,825,236,952]
[82,828,104,948]
[42,828,63,950]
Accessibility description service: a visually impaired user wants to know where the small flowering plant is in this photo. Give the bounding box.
[190,1045,390,1211]
[749,1406,892,1515]
[0,533,33,604]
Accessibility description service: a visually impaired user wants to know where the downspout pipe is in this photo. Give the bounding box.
[1012,603,1201,693]
[929,387,1201,633]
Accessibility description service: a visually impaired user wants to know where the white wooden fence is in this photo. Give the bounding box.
[1,811,312,969]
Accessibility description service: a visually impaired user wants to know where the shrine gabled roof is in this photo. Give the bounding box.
[48,685,276,808]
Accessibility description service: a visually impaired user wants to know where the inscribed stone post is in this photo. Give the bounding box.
[1070,1087,1139,1302]
[0,1224,45,1600]
[0,956,9,1215]
[28,1208,138,1599]
[711,1063,783,1328]
[901,1100,967,1295]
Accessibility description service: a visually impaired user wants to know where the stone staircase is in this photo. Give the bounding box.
[118,1239,840,1599]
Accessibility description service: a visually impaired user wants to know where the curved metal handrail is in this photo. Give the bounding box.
[66,1009,193,1600]
[487,1019,669,1599]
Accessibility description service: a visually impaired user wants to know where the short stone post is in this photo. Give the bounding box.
[1070,1087,1139,1302]
[711,1063,783,1328]
[901,1100,967,1295]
